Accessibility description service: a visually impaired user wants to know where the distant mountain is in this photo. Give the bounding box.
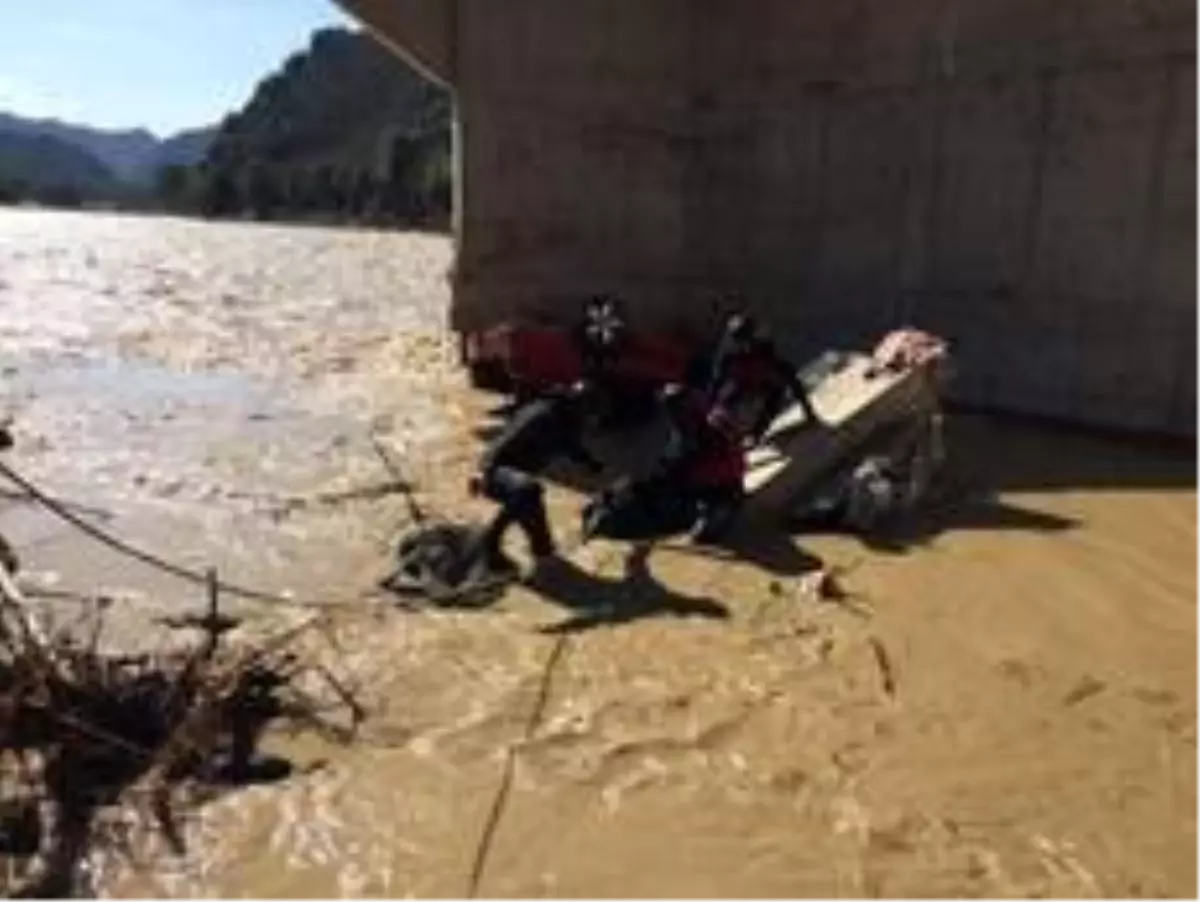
[153,126,217,171]
[0,112,215,184]
[190,26,451,225]
[206,27,449,171]
[0,130,119,203]
[1,25,449,225]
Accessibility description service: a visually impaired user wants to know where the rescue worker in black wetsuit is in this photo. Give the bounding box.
[649,383,746,542]
[469,380,604,575]
[705,312,821,446]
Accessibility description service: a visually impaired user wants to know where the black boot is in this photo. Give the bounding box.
[486,548,522,579]
[690,494,742,543]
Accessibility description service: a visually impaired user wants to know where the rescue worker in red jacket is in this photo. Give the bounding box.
[653,383,746,542]
[705,312,821,445]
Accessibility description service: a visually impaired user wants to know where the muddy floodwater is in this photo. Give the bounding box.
[0,208,1194,897]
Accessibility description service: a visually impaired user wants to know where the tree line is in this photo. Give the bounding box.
[0,129,452,229]
[0,177,87,208]
[155,129,451,229]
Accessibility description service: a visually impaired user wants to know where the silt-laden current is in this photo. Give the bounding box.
[0,208,1193,897]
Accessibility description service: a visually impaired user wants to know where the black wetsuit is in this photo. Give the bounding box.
[479,393,602,565]
[705,335,816,442]
[587,389,743,543]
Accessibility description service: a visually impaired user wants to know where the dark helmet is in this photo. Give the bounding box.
[725,312,757,342]
[585,294,623,319]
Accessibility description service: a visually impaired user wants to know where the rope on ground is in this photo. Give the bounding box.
[370,435,426,525]
[0,457,365,611]
[0,487,113,520]
[466,632,570,898]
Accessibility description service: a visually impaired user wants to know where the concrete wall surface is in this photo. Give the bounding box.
[339,0,1197,434]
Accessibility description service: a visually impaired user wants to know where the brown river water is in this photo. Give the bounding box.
[0,208,1194,897]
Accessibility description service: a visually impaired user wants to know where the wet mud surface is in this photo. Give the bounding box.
[0,209,1194,897]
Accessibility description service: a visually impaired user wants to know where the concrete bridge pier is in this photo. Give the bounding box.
[334,0,1195,435]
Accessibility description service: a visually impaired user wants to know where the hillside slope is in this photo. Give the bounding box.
[0,131,119,203]
[0,112,213,184]
[207,27,448,170]
[189,27,451,225]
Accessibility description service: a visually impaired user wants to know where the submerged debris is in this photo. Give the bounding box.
[0,564,361,898]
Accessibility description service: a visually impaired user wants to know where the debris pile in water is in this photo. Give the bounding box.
[0,564,361,897]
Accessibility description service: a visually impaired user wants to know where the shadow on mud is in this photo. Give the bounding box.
[789,472,1082,556]
[869,491,1078,555]
[525,544,730,635]
[945,412,1196,493]
[652,524,824,577]
[380,521,819,632]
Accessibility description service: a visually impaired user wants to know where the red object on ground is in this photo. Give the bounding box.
[507,327,586,387]
[611,332,693,386]
[463,324,581,390]
[464,322,696,395]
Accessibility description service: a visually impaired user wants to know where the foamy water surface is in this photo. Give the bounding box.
[0,208,1193,897]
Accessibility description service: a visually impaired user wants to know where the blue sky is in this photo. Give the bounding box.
[0,1,355,136]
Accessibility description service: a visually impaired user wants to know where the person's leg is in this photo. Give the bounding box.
[689,485,744,543]
[510,475,556,558]
[480,467,524,573]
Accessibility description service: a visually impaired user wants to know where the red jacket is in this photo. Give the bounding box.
[667,392,746,490]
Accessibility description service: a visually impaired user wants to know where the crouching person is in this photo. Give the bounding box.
[585,384,745,543]
[469,380,604,576]
[706,312,821,446]
[655,383,747,542]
